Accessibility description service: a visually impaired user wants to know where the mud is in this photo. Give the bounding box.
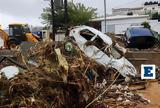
[138,82,160,108]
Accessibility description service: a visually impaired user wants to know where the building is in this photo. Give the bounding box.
[90,15,149,34]
[149,20,160,34]
[144,2,160,14]
[112,1,160,16]
[112,7,145,15]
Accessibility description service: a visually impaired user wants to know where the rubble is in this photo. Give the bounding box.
[0,40,149,108]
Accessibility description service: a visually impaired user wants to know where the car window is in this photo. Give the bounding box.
[126,30,131,39]
[110,46,122,59]
[92,36,106,50]
[80,29,95,40]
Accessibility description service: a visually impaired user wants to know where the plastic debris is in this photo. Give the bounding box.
[0,66,19,79]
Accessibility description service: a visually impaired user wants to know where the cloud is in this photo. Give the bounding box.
[0,0,151,28]
[0,0,48,18]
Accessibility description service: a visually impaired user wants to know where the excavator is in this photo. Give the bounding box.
[0,23,40,49]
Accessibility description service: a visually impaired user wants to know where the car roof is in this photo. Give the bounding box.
[128,27,153,37]
[71,25,113,45]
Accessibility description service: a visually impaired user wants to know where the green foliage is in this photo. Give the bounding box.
[141,22,151,29]
[151,12,160,20]
[40,2,97,27]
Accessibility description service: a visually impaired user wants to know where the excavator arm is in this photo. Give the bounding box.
[0,29,9,49]
[26,33,39,43]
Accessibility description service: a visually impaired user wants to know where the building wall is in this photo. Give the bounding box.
[144,5,160,14]
[101,17,148,34]
[112,4,160,16]
[149,20,160,33]
[112,8,145,15]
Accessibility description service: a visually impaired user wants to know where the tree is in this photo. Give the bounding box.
[40,2,97,27]
[151,12,160,20]
[144,2,149,5]
[149,1,153,5]
[141,22,151,29]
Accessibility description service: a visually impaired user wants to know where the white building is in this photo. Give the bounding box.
[112,7,145,15]
[91,15,149,34]
[112,1,160,15]
[144,3,160,14]
[149,20,160,33]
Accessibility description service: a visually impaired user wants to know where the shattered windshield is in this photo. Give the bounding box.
[80,29,95,40]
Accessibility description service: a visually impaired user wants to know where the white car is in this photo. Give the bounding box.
[69,26,137,77]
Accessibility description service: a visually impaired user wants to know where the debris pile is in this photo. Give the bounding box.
[92,84,149,108]
[0,40,149,108]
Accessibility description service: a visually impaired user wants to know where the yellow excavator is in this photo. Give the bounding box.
[0,25,9,49]
[0,23,40,49]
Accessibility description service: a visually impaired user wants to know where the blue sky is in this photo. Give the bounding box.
[0,0,154,28]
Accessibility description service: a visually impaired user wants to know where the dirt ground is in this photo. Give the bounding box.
[126,49,160,108]
[138,82,160,108]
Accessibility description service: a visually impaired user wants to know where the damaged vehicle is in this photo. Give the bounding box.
[69,26,137,77]
[124,27,157,49]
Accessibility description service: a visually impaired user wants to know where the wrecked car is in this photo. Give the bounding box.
[69,26,137,77]
[124,27,157,49]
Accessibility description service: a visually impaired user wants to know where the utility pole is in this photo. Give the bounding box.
[51,0,55,40]
[64,0,69,35]
[104,0,107,33]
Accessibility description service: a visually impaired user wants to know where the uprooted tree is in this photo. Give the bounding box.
[40,1,97,27]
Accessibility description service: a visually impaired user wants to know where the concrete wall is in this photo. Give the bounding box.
[144,5,160,13]
[101,17,148,34]
[112,8,145,15]
[149,20,160,34]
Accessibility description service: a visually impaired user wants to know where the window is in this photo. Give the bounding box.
[126,30,131,39]
[80,29,95,40]
[23,25,30,33]
[93,36,106,50]
[9,27,13,36]
[110,46,122,59]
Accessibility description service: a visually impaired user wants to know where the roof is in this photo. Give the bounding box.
[9,23,28,26]
[91,15,149,22]
[113,7,143,10]
[113,0,144,9]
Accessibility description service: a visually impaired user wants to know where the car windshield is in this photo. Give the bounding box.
[129,28,153,37]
